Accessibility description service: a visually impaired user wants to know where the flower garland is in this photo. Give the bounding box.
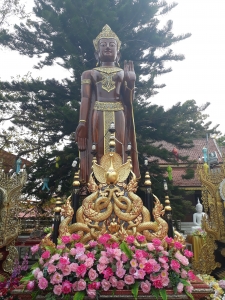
[191,228,207,238]
[21,234,195,300]
[198,274,225,300]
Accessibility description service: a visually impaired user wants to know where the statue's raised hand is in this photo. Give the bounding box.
[75,122,88,151]
[124,60,136,88]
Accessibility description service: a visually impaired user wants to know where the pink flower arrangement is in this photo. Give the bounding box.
[21,234,195,300]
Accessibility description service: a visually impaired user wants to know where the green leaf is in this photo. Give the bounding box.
[185,291,194,300]
[20,273,35,283]
[45,245,55,254]
[151,288,159,299]
[30,262,39,270]
[180,279,190,286]
[45,293,56,300]
[73,291,85,300]
[120,241,133,259]
[131,281,139,300]
[159,288,167,300]
[31,290,39,300]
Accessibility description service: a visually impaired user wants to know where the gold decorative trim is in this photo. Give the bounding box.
[94,67,122,74]
[94,67,122,92]
[81,79,91,85]
[94,101,124,111]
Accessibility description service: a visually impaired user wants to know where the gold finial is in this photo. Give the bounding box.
[105,153,118,184]
[73,172,80,187]
[93,24,121,51]
[144,171,151,186]
[164,195,172,211]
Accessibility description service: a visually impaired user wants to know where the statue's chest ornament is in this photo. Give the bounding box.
[94,67,122,92]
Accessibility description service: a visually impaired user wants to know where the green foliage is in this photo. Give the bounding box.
[73,292,85,300]
[159,288,167,300]
[120,241,133,260]
[131,281,139,300]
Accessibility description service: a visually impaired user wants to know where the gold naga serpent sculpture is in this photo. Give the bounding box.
[56,152,169,245]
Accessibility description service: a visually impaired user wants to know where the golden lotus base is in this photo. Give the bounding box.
[12,279,213,300]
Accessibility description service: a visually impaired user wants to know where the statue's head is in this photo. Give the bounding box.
[93,25,121,64]
[196,198,203,213]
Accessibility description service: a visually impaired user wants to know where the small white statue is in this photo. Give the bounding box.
[191,199,206,232]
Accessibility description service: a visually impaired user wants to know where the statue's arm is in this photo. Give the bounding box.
[193,213,198,226]
[122,60,136,106]
[75,70,92,151]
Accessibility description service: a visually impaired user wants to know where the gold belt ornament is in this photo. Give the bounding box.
[94,101,124,154]
[94,101,124,111]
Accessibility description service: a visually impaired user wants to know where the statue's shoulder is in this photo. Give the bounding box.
[81,70,92,79]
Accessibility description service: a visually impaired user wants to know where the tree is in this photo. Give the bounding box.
[0,0,219,201]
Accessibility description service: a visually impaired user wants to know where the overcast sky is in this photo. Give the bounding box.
[0,0,225,134]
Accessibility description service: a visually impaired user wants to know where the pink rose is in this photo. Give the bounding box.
[88,282,101,290]
[174,241,183,250]
[116,268,126,278]
[140,280,151,293]
[126,235,135,244]
[50,272,63,284]
[88,268,98,281]
[32,267,40,278]
[71,233,80,241]
[41,250,50,260]
[185,284,194,293]
[53,284,62,296]
[75,243,85,249]
[39,258,44,265]
[57,244,65,250]
[147,243,155,251]
[61,236,71,244]
[124,275,135,285]
[187,270,196,281]
[70,248,77,255]
[76,264,87,277]
[77,279,86,291]
[102,279,111,291]
[97,263,107,274]
[89,241,98,248]
[26,281,35,291]
[61,265,71,276]
[109,276,117,287]
[153,263,161,272]
[177,282,184,293]
[62,280,72,294]
[59,256,70,265]
[144,262,153,274]
[170,260,180,272]
[162,277,169,287]
[87,289,96,299]
[184,249,193,258]
[30,244,39,255]
[98,233,111,245]
[38,277,48,290]
[181,269,187,279]
[175,252,189,266]
[165,236,173,244]
[117,280,125,290]
[99,256,109,265]
[47,264,56,274]
[103,267,113,280]
[152,279,163,289]
[121,253,128,262]
[136,235,146,242]
[87,252,95,259]
[36,271,43,280]
[152,238,161,247]
[84,257,94,268]
[70,262,78,272]
[134,269,146,280]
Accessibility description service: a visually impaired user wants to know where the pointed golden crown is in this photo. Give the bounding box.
[93,24,121,51]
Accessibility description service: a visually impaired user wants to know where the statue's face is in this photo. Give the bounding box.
[98,38,118,62]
